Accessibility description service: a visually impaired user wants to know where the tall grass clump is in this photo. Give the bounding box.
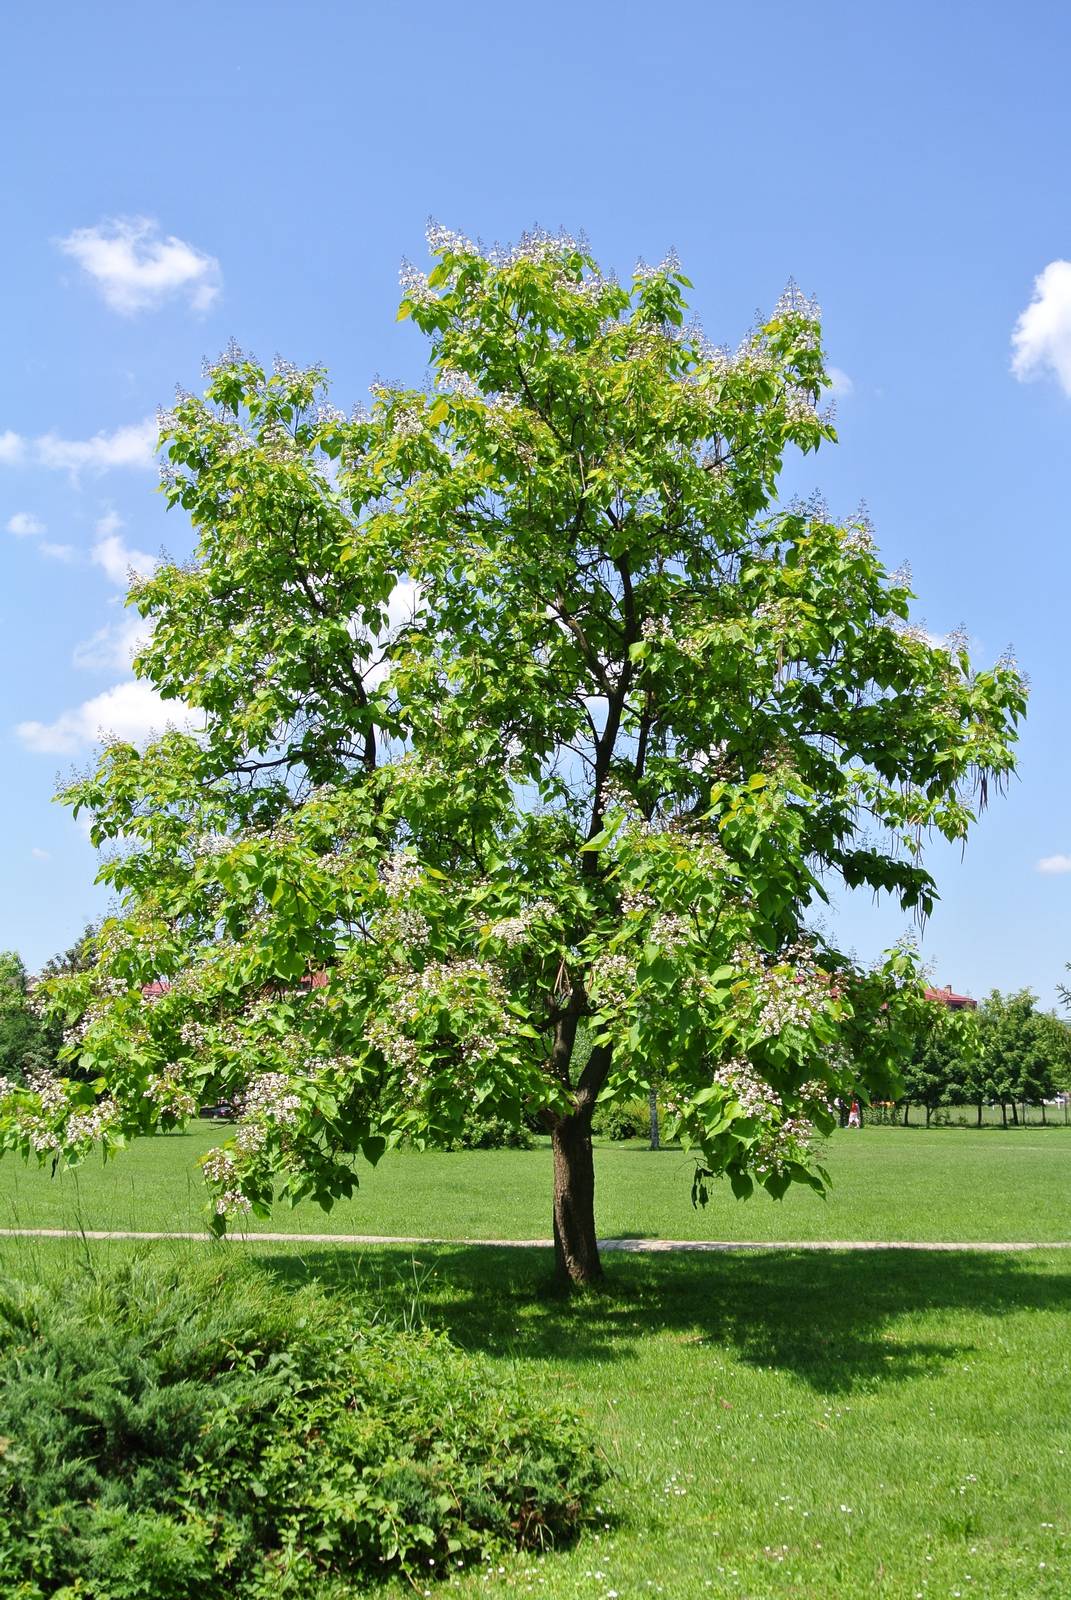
[0,1251,605,1598]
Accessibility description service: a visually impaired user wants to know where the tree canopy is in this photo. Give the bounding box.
[9,228,1025,1282]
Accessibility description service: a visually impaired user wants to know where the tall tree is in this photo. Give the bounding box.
[899,1001,980,1125]
[8,230,1024,1284]
[977,990,1056,1125]
[0,953,54,1085]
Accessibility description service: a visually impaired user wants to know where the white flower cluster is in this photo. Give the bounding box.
[399,258,436,305]
[240,1072,302,1126]
[436,366,480,399]
[842,500,875,553]
[367,956,519,1085]
[378,853,430,952]
[713,1057,781,1117]
[649,913,691,955]
[234,1119,267,1156]
[10,1069,69,1152]
[634,248,682,281]
[773,279,821,321]
[0,1075,19,1103]
[589,950,636,1013]
[366,1013,423,1085]
[620,887,656,915]
[179,1020,207,1050]
[711,1058,814,1177]
[891,621,935,647]
[192,831,233,858]
[203,337,249,377]
[489,901,554,947]
[28,1069,66,1113]
[485,226,586,267]
[797,1078,837,1116]
[426,221,477,256]
[385,908,431,949]
[730,943,830,1037]
[382,852,422,898]
[756,948,829,1037]
[144,1073,197,1119]
[65,1098,119,1145]
[783,388,819,426]
[201,1147,252,1215]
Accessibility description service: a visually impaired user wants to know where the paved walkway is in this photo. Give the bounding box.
[0,1227,1068,1252]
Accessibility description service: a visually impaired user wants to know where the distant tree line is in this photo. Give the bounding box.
[0,925,98,1085]
[895,989,1071,1126]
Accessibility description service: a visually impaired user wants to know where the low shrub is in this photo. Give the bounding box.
[0,1253,605,1598]
[450,1113,534,1150]
[591,1098,652,1141]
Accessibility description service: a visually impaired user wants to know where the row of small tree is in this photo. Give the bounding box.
[896,989,1071,1125]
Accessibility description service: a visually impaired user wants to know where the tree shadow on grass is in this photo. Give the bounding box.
[252,1243,1071,1395]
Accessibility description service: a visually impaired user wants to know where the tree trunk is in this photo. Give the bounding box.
[1041,1101,1047,1125]
[1010,1101,1019,1125]
[976,1101,983,1127]
[925,1103,932,1127]
[1001,1102,1007,1127]
[903,1102,910,1126]
[551,1112,602,1286]
[648,1086,660,1150]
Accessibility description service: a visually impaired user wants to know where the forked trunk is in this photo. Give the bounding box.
[551,1112,602,1286]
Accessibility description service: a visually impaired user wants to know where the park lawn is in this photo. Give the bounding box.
[0,1124,1069,1242]
[0,1233,1067,1600]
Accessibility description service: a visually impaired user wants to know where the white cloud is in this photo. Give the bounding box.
[6,511,44,537]
[90,511,156,585]
[35,417,157,476]
[5,510,75,562]
[16,679,188,755]
[0,431,25,465]
[1011,261,1071,395]
[828,367,854,398]
[58,216,222,315]
[73,612,152,671]
[1037,853,1071,874]
[30,847,50,862]
[357,578,425,688]
[0,418,157,479]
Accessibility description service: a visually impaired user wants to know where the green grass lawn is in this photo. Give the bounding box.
[0,1123,1069,1242]
[1,1133,1069,1596]
[1,1233,1067,1599]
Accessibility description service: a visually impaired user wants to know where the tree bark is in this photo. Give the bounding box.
[1010,1101,1019,1126]
[903,1102,910,1126]
[551,1111,602,1286]
[976,1101,983,1127]
[649,1086,660,1150]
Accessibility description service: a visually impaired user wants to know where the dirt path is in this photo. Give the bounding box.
[0,1227,1068,1251]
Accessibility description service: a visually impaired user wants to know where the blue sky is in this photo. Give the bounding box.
[2,0,1069,1001]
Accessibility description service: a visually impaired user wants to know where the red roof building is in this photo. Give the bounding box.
[923,984,977,1011]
